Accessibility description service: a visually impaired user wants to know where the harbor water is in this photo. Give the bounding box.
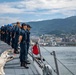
[40,47,76,75]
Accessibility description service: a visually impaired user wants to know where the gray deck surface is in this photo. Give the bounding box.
[0,41,40,75]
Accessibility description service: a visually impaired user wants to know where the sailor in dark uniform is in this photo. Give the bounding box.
[14,22,21,54]
[0,26,5,41]
[11,25,16,48]
[19,23,29,69]
[0,28,1,40]
[3,25,6,42]
[6,25,9,44]
[26,24,31,58]
[1,26,4,41]
[1,26,2,40]
[7,25,12,45]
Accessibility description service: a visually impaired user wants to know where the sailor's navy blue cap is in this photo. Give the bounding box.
[22,23,27,27]
[27,24,32,28]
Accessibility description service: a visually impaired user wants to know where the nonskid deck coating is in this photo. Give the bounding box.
[0,41,40,75]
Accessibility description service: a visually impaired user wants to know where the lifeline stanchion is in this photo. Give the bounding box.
[52,51,60,75]
[41,47,75,75]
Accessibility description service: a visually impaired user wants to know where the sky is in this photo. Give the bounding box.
[0,0,76,25]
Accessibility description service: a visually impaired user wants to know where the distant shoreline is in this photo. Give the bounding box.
[40,45,76,47]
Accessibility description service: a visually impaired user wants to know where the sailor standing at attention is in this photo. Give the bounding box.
[14,22,21,54]
[26,24,31,60]
[18,23,30,69]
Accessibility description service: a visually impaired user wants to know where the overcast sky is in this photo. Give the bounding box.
[0,0,76,25]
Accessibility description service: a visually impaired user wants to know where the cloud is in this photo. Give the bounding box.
[22,0,76,10]
[0,2,25,14]
[0,0,76,25]
[0,0,76,15]
[29,19,46,22]
[0,17,23,26]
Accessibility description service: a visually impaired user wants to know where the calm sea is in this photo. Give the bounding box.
[40,47,76,75]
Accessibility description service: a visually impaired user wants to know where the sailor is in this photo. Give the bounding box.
[26,24,31,58]
[14,22,21,54]
[6,25,9,44]
[7,25,12,45]
[11,24,16,48]
[1,26,4,41]
[0,26,3,40]
[19,23,29,69]
[5,24,10,44]
[4,25,7,43]
[3,25,7,42]
[0,28,1,40]
[2,26,5,41]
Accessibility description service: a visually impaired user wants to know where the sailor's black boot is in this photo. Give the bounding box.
[20,62,24,67]
[21,62,29,69]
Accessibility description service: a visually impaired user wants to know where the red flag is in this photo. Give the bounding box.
[32,44,39,55]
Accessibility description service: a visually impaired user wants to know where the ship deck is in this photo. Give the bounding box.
[0,41,40,75]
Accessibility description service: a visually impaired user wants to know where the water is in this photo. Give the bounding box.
[40,47,76,75]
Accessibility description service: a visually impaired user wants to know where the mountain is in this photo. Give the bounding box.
[27,16,76,35]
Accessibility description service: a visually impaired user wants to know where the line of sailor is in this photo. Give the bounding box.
[0,22,32,69]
